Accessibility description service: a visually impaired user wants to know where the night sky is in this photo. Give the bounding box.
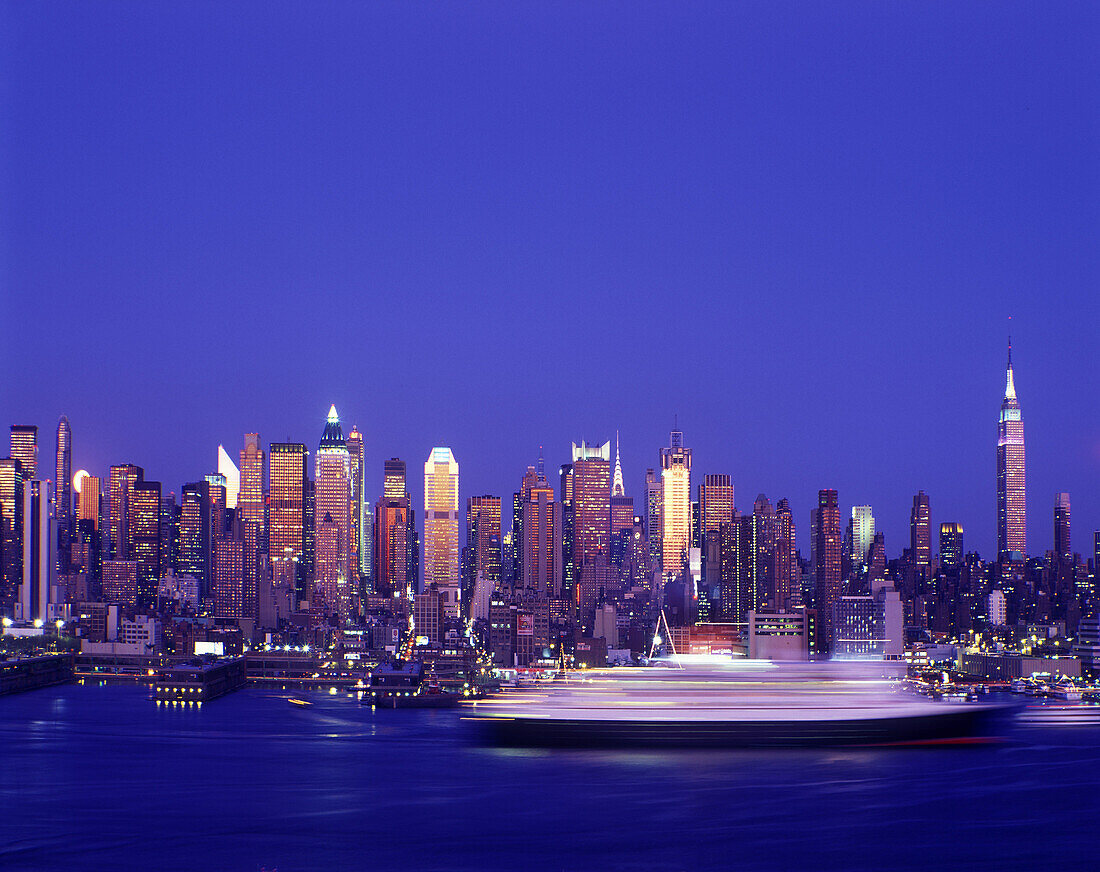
[2,2,1097,559]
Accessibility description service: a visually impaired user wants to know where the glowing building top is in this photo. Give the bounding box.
[997,336,1026,560]
[612,431,625,497]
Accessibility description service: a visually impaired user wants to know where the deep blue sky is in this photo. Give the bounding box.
[2,2,1098,560]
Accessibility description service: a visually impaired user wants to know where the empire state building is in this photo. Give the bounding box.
[997,339,1026,560]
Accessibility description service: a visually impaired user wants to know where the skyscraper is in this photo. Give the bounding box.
[610,436,634,567]
[217,445,240,510]
[76,472,100,529]
[572,441,610,624]
[465,494,502,612]
[813,489,842,653]
[699,474,733,609]
[521,467,556,595]
[659,426,692,579]
[213,534,245,618]
[375,458,415,597]
[910,491,931,568]
[0,458,24,610]
[612,432,625,499]
[383,458,406,501]
[54,417,72,573]
[644,468,662,571]
[178,480,212,598]
[939,523,964,571]
[775,497,796,611]
[130,480,161,607]
[108,464,144,561]
[751,494,777,610]
[269,442,308,599]
[314,406,352,617]
[997,338,1026,560]
[9,425,38,481]
[19,479,56,623]
[849,506,875,568]
[699,474,734,537]
[1054,493,1071,562]
[424,447,460,616]
[237,434,265,540]
[347,425,364,584]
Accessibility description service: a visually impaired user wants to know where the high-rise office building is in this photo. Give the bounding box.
[108,464,144,561]
[269,442,308,598]
[466,495,502,584]
[1054,493,1071,562]
[751,494,777,610]
[660,427,692,579]
[213,534,245,618]
[645,468,662,571]
[699,475,734,537]
[205,474,228,539]
[18,479,56,623]
[812,489,842,653]
[849,506,875,567]
[718,514,752,623]
[0,458,24,610]
[237,434,265,541]
[314,407,352,618]
[375,458,414,597]
[572,441,610,624]
[102,560,138,609]
[178,480,212,599]
[424,447,460,617]
[465,494,502,613]
[130,480,161,607]
[384,458,406,501]
[217,445,240,510]
[939,523,964,571]
[559,463,575,599]
[609,434,633,565]
[699,474,733,604]
[76,472,100,529]
[159,492,177,578]
[775,498,796,611]
[348,425,364,583]
[997,338,1026,560]
[521,467,556,595]
[612,432,625,498]
[910,491,931,568]
[54,417,72,573]
[10,425,38,481]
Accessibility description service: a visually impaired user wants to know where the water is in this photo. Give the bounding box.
[2,683,1097,871]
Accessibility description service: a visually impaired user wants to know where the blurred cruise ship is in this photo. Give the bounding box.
[471,658,1013,748]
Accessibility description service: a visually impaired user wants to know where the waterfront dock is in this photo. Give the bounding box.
[0,654,75,696]
[153,657,248,703]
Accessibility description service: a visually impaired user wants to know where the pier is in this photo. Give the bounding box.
[0,654,75,696]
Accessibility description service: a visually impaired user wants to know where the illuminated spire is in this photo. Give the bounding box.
[612,430,625,496]
[319,405,345,448]
[1004,335,1016,401]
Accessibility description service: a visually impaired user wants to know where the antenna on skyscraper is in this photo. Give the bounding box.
[537,445,544,477]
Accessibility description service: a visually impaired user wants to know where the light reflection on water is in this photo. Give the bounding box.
[0,683,1095,872]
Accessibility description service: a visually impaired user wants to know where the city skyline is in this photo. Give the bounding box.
[5,340,1096,563]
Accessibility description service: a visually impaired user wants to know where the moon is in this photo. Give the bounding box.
[72,469,90,494]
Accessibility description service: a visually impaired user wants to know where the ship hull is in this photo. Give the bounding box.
[478,705,1010,748]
